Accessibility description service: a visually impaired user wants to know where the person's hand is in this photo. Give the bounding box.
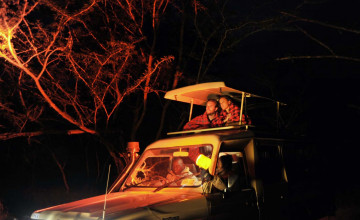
[202,169,212,182]
[224,113,231,122]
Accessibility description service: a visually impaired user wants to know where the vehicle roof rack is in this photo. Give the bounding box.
[167,124,253,136]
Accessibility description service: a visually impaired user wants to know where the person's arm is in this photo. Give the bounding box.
[202,172,225,193]
[211,175,227,191]
[228,104,240,122]
[183,116,202,130]
[229,104,251,124]
[211,113,225,127]
[166,171,176,182]
[183,114,210,130]
[244,114,252,125]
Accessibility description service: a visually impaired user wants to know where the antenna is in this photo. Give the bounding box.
[102,164,111,220]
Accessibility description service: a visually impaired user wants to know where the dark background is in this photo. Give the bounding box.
[1,0,360,219]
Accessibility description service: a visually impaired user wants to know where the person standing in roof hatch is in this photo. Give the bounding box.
[218,95,251,125]
[183,99,223,131]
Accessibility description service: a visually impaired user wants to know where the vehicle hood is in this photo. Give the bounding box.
[32,190,206,219]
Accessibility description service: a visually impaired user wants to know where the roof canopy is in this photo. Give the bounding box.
[164,82,264,106]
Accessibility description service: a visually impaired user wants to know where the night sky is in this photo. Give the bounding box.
[1,0,360,219]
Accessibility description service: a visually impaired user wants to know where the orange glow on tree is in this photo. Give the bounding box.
[0,0,174,138]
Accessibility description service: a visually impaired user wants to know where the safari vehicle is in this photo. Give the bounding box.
[31,82,304,220]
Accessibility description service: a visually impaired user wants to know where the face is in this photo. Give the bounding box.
[172,158,185,175]
[219,97,230,111]
[206,100,218,115]
[215,159,223,175]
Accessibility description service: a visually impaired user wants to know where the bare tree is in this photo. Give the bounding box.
[0,1,177,192]
[277,11,360,62]
[0,0,174,140]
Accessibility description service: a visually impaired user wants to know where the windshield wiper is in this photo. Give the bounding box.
[153,172,199,193]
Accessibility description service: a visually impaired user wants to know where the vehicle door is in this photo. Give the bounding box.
[204,148,259,219]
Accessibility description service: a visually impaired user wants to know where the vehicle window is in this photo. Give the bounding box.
[218,151,248,188]
[256,145,283,184]
[123,144,213,189]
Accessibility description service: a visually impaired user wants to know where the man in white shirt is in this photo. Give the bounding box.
[166,157,199,186]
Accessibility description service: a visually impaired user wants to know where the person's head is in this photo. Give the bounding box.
[206,99,219,116]
[219,95,232,111]
[216,154,233,176]
[172,157,185,175]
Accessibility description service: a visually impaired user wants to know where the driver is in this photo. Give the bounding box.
[166,158,199,186]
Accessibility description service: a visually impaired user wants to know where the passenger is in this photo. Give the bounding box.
[203,154,240,193]
[218,95,251,125]
[166,158,199,186]
[183,99,223,131]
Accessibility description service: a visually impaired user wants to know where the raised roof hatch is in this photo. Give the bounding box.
[164,82,285,135]
[165,82,250,106]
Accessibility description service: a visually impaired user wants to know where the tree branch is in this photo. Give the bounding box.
[276,55,360,62]
[0,129,87,141]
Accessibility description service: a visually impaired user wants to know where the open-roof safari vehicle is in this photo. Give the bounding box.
[30,82,310,220]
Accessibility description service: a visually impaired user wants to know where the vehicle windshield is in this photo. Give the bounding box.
[123,144,213,190]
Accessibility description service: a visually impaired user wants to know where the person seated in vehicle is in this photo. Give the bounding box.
[218,95,251,125]
[183,99,223,131]
[166,157,199,186]
[202,154,240,193]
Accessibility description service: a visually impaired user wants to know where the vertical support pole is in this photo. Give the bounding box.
[239,92,245,125]
[276,101,280,133]
[277,145,288,182]
[189,98,194,121]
